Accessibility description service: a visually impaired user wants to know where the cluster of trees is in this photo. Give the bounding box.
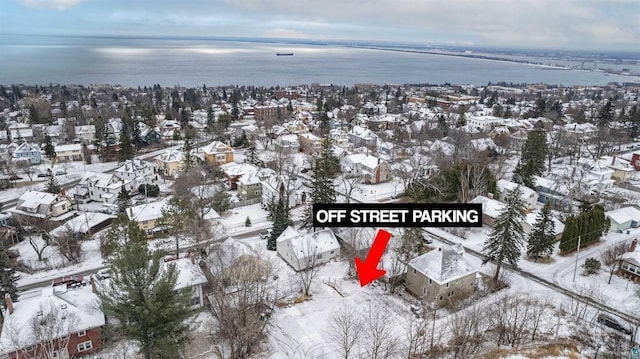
[559,205,609,253]
[513,127,547,188]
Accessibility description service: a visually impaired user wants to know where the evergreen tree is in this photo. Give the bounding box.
[305,138,339,226]
[182,137,195,171]
[628,105,640,139]
[482,186,527,282]
[116,186,131,214]
[98,240,194,359]
[0,247,18,320]
[118,122,134,162]
[211,184,231,214]
[513,128,547,188]
[103,213,147,256]
[526,202,556,260]
[596,98,615,127]
[44,133,56,159]
[44,170,61,194]
[247,142,258,165]
[268,185,292,250]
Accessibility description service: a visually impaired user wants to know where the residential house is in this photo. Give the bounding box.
[126,198,169,237]
[469,195,506,226]
[466,115,502,132]
[262,174,307,209]
[74,125,96,143]
[164,255,208,309]
[340,154,391,184]
[522,210,565,240]
[297,132,323,155]
[74,172,132,204]
[159,119,181,141]
[12,142,42,165]
[348,125,378,149]
[49,212,116,239]
[496,179,537,210]
[236,171,263,202]
[620,239,640,281]
[405,244,478,304]
[605,207,640,233]
[219,162,259,190]
[114,159,158,191]
[602,156,634,184]
[534,176,570,209]
[0,285,105,359]
[198,141,234,166]
[276,226,340,271]
[274,134,300,154]
[54,143,83,162]
[155,149,185,177]
[8,123,33,142]
[11,191,75,225]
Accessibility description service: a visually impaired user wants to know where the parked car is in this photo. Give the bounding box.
[423,233,434,244]
[52,275,84,288]
[37,172,51,178]
[96,268,112,280]
[54,170,66,176]
[597,313,633,335]
[259,230,272,240]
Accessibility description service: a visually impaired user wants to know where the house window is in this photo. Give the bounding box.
[446,282,449,288]
[439,295,443,301]
[330,250,335,254]
[428,278,432,284]
[52,350,61,358]
[77,340,93,352]
[412,269,416,275]
[78,330,87,337]
[316,254,322,260]
[192,296,201,306]
[422,287,426,294]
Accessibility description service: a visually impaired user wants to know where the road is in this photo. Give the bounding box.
[426,229,640,344]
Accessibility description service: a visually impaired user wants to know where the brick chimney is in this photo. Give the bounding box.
[487,192,494,200]
[4,293,13,315]
[630,239,638,253]
[611,156,616,166]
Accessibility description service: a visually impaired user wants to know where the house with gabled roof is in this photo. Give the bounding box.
[74,171,132,204]
[197,141,234,166]
[162,255,208,309]
[0,285,105,359]
[11,190,75,225]
[126,198,169,237]
[605,206,640,233]
[154,149,185,177]
[405,244,478,304]
[12,142,41,165]
[276,226,340,271]
[340,154,391,184]
[114,159,157,191]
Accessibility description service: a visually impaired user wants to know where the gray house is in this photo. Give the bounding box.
[405,244,478,304]
[13,142,42,165]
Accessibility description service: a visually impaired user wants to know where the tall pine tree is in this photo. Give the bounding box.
[0,247,18,321]
[526,202,556,260]
[268,184,291,250]
[44,133,55,159]
[98,240,194,359]
[513,128,547,188]
[304,138,338,227]
[483,186,527,282]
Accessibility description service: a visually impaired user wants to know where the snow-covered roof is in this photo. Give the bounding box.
[605,207,640,225]
[54,143,81,153]
[0,286,105,355]
[199,141,232,155]
[50,212,116,237]
[17,190,58,208]
[127,199,168,223]
[497,180,537,200]
[164,257,207,290]
[220,162,259,177]
[157,149,184,163]
[524,211,565,236]
[276,226,340,257]
[409,245,477,285]
[470,195,506,219]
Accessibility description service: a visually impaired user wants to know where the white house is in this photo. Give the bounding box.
[114,159,158,191]
[605,207,640,233]
[8,123,33,141]
[340,154,391,184]
[75,172,133,204]
[276,227,340,271]
[11,190,75,224]
[75,125,96,143]
[165,256,208,309]
[496,179,538,209]
[54,143,83,162]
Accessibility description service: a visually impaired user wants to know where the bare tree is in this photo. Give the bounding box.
[404,315,432,358]
[547,127,568,171]
[205,245,281,359]
[601,241,630,284]
[327,306,363,359]
[361,304,400,359]
[447,304,486,359]
[16,160,35,182]
[338,175,362,204]
[296,243,321,297]
[6,301,80,359]
[53,226,83,263]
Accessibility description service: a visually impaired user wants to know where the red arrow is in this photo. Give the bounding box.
[355,229,392,287]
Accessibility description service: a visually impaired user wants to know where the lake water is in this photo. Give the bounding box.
[1,34,637,87]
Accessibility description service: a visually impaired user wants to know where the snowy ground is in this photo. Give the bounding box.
[426,226,640,322]
[14,234,104,287]
[219,204,273,235]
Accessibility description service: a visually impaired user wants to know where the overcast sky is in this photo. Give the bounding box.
[2,0,639,51]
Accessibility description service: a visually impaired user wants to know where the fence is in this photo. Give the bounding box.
[231,197,262,208]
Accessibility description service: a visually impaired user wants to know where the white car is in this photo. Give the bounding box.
[96,268,112,280]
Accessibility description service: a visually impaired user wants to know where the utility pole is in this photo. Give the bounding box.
[573,235,582,282]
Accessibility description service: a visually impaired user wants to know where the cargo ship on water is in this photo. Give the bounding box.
[276,53,294,56]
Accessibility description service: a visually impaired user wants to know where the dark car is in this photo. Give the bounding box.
[597,313,633,335]
[37,173,51,178]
